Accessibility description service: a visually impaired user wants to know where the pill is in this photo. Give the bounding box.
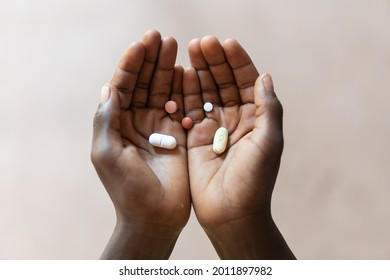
[149,133,177,149]
[212,127,228,154]
[181,117,193,129]
[164,100,178,114]
[203,102,213,112]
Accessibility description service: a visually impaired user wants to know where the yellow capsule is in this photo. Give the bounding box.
[213,127,228,154]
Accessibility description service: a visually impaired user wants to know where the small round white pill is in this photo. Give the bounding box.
[203,102,213,112]
[149,133,177,150]
[213,127,228,154]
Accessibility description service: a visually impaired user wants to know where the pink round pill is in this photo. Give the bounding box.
[181,117,193,129]
[165,100,178,114]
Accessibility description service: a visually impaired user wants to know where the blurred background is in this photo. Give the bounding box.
[1,0,389,259]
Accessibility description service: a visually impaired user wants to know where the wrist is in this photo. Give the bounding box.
[100,219,182,259]
[203,213,295,260]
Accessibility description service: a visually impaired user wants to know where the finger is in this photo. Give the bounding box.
[148,37,178,108]
[91,85,122,167]
[188,38,222,106]
[169,65,184,122]
[222,39,259,104]
[251,74,284,152]
[131,30,162,107]
[200,36,241,107]
[183,66,204,123]
[111,42,145,109]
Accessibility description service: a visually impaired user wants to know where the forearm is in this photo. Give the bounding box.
[204,214,295,260]
[100,219,181,260]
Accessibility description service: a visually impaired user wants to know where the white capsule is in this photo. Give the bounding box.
[213,127,228,154]
[203,102,213,112]
[149,133,177,150]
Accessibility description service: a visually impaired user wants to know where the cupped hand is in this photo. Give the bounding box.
[184,36,292,259]
[185,36,283,227]
[91,30,190,259]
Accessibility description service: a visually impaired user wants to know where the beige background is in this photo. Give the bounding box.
[1,0,389,259]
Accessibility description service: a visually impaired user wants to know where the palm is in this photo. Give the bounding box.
[114,108,188,223]
[188,100,274,225]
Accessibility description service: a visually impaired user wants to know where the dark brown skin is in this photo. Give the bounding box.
[185,36,295,259]
[91,30,295,259]
[91,31,190,259]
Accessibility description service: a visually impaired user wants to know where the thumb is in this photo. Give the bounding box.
[251,74,284,155]
[91,84,122,166]
[253,73,283,124]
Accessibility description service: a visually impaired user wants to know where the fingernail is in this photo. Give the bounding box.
[100,85,110,103]
[261,73,274,92]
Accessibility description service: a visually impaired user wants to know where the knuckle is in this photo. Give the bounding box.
[264,97,284,153]
[92,105,105,129]
[273,130,284,152]
[268,96,283,117]
[90,141,107,167]
[91,142,119,169]
[91,107,119,168]
[90,148,101,167]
